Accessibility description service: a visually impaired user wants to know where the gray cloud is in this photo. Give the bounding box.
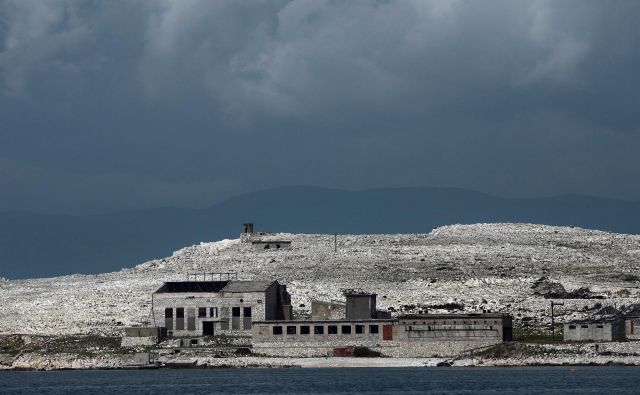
[0,0,639,213]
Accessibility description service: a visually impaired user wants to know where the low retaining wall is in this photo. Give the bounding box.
[252,339,501,358]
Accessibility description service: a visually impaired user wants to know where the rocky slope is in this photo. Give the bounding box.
[1,223,640,336]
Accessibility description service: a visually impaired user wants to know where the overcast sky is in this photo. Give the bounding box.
[1,0,639,214]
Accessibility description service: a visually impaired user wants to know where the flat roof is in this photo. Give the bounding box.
[155,281,229,293]
[566,317,623,325]
[221,281,277,292]
[251,240,292,244]
[253,319,395,324]
[154,280,277,294]
[397,313,509,320]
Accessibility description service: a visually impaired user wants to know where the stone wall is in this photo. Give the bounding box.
[252,339,500,358]
[121,336,157,347]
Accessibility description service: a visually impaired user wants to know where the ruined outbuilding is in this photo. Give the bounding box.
[563,318,626,342]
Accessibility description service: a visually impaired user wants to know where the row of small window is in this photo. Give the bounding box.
[568,324,604,329]
[404,320,498,325]
[165,307,252,319]
[272,324,379,336]
[407,325,493,331]
[165,308,218,318]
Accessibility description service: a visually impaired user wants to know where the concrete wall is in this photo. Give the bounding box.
[250,319,501,357]
[311,300,346,320]
[563,321,625,342]
[251,319,393,357]
[153,289,274,337]
[252,242,291,251]
[345,294,376,320]
[395,317,505,341]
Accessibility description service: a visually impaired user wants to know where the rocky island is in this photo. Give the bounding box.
[2,223,640,370]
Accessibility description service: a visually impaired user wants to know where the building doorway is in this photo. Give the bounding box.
[203,321,214,336]
[383,324,393,340]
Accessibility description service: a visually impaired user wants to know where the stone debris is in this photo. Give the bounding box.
[0,223,639,338]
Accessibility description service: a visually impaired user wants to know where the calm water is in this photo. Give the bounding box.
[0,367,638,394]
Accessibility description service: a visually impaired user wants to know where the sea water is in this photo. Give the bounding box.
[0,366,638,394]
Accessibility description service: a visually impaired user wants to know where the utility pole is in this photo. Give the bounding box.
[334,233,337,253]
[551,301,564,340]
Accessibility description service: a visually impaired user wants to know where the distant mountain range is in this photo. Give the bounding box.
[1,186,639,279]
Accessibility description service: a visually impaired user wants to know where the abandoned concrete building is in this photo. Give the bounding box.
[152,277,292,337]
[239,223,292,249]
[563,318,626,342]
[251,292,512,357]
[396,313,513,342]
[563,304,640,342]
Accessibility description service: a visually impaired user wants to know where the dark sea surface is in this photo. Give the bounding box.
[0,367,638,394]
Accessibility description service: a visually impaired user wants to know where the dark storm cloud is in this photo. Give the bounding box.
[0,0,639,213]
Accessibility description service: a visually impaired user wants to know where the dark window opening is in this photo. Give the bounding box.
[243,307,252,317]
[198,308,207,318]
[165,308,173,318]
[287,326,297,335]
[232,307,241,317]
[355,325,364,334]
[276,244,281,249]
[210,307,217,318]
[581,325,589,329]
[569,325,576,329]
[314,326,324,335]
[369,325,379,334]
[328,325,338,334]
[300,326,310,335]
[176,308,184,318]
[264,244,270,249]
[596,325,604,328]
[342,325,352,335]
[273,326,283,335]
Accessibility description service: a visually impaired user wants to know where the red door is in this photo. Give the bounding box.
[383,324,393,341]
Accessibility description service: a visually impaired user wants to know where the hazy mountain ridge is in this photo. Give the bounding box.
[1,186,639,279]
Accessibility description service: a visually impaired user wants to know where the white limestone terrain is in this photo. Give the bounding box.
[2,223,640,337]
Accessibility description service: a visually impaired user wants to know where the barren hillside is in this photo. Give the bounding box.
[2,223,640,336]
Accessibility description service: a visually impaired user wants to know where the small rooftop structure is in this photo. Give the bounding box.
[344,290,377,320]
